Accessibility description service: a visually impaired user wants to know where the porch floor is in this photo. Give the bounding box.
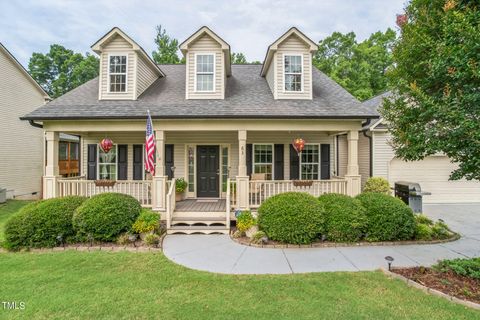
[175,199,226,212]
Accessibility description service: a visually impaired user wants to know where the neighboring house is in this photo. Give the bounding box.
[22,26,378,234]
[357,91,480,204]
[0,43,49,199]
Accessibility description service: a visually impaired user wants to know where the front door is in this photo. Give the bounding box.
[197,145,220,197]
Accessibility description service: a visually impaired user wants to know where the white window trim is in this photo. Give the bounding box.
[194,52,216,93]
[299,143,320,180]
[97,144,118,180]
[252,143,275,180]
[282,53,304,93]
[107,53,128,94]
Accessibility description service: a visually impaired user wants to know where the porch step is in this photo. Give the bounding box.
[167,226,230,235]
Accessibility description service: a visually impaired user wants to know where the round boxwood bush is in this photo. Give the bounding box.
[318,193,367,242]
[4,196,86,250]
[363,177,391,194]
[73,193,142,241]
[257,192,325,244]
[356,193,415,241]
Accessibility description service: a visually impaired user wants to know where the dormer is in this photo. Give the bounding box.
[260,27,318,100]
[91,27,165,100]
[180,26,231,100]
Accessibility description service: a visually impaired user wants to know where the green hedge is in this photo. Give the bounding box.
[4,196,86,250]
[356,193,415,241]
[318,193,367,242]
[363,177,391,194]
[258,192,325,244]
[73,193,141,242]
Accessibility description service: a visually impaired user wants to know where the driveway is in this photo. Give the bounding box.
[162,204,480,274]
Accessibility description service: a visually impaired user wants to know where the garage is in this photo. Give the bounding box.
[389,156,480,204]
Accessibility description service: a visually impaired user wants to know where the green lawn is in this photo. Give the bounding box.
[0,200,478,319]
[0,200,31,243]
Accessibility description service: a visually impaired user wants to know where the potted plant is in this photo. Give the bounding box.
[175,178,188,201]
[132,209,160,240]
[236,210,258,238]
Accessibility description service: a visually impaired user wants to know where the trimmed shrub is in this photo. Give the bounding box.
[363,177,391,194]
[318,193,367,242]
[236,210,256,233]
[132,209,160,234]
[257,192,325,244]
[4,196,86,250]
[415,223,434,240]
[356,193,415,241]
[73,193,141,242]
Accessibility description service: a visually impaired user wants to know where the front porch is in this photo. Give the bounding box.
[42,119,363,234]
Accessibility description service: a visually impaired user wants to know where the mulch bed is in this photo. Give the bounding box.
[232,232,460,248]
[392,267,480,304]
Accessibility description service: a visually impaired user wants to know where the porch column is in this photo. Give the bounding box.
[152,130,167,211]
[345,130,361,196]
[236,130,249,210]
[43,131,59,199]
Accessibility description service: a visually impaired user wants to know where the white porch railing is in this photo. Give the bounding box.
[165,178,176,229]
[249,179,347,208]
[57,179,153,207]
[225,178,231,228]
[229,180,237,209]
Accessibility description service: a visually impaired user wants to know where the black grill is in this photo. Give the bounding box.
[394,181,431,213]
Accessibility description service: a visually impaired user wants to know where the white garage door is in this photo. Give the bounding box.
[389,156,480,204]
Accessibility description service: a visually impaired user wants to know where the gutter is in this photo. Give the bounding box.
[361,119,373,177]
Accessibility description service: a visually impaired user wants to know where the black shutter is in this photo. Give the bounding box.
[165,144,174,180]
[87,144,97,180]
[246,144,252,177]
[321,144,331,180]
[289,145,299,180]
[132,145,143,180]
[274,144,284,180]
[117,145,128,180]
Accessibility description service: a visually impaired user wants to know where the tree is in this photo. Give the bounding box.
[382,0,480,180]
[28,44,99,98]
[152,25,181,64]
[313,29,396,101]
[231,52,247,64]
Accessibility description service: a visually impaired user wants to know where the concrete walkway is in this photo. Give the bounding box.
[163,204,480,274]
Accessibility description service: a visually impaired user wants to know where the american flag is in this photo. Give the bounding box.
[145,110,155,175]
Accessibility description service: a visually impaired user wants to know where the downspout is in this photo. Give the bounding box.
[28,120,43,128]
[362,119,373,178]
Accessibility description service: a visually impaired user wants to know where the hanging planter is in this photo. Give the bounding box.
[95,180,116,187]
[292,138,306,154]
[100,138,113,153]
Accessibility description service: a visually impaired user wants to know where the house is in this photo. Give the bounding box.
[356,91,480,204]
[21,26,378,234]
[0,43,50,199]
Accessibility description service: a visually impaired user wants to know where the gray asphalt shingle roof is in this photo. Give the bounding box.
[361,91,392,129]
[23,64,379,120]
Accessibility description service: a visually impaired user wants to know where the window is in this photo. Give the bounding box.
[98,145,117,180]
[187,146,195,192]
[69,143,79,161]
[300,144,320,180]
[221,146,229,192]
[284,55,302,92]
[59,142,68,160]
[196,54,214,91]
[253,144,273,180]
[109,55,127,92]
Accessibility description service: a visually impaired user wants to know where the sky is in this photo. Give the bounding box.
[0,0,406,67]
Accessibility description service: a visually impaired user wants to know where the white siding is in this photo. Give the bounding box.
[373,131,480,203]
[0,48,45,199]
[186,34,224,99]
[275,34,312,100]
[136,55,158,98]
[337,135,348,177]
[358,133,370,187]
[98,35,135,100]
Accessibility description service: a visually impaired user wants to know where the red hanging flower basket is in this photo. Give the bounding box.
[100,138,113,153]
[292,138,306,154]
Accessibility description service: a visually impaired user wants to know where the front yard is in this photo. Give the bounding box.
[0,200,478,319]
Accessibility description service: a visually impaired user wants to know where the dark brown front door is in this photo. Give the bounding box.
[197,145,220,197]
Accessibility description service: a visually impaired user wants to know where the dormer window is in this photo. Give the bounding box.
[195,54,215,92]
[284,55,302,92]
[108,55,127,92]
